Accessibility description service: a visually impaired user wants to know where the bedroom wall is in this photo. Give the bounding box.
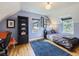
[0,2,20,40]
[0,2,20,21]
[49,4,79,38]
[0,10,46,41]
[0,2,47,41]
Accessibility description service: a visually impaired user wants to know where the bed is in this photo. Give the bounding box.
[53,35,79,51]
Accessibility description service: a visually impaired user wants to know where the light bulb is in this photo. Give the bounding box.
[45,4,51,10]
[45,2,52,10]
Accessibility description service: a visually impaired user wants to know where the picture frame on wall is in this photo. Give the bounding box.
[7,19,15,28]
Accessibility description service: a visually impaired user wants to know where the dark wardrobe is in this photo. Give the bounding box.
[17,16,29,44]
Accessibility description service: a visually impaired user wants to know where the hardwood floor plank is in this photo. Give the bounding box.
[8,43,35,56]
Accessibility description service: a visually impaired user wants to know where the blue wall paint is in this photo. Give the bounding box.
[74,23,79,38]
[0,10,46,41]
[1,10,79,41]
[0,14,18,39]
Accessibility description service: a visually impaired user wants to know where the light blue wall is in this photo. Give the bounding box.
[74,23,79,38]
[0,10,46,41]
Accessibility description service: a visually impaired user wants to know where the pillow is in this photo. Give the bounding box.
[0,32,9,39]
[53,34,62,40]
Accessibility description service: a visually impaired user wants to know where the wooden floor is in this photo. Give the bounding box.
[8,40,79,56]
[8,43,35,56]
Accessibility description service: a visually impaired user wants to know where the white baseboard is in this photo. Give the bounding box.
[29,37,43,42]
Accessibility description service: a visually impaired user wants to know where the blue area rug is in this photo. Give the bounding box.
[31,40,71,56]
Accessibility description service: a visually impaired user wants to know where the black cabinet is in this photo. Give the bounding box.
[17,16,29,44]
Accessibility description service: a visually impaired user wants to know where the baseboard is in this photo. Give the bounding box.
[29,37,43,42]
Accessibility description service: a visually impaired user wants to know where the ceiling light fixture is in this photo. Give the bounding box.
[45,2,52,10]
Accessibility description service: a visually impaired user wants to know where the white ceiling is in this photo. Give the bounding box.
[21,2,79,16]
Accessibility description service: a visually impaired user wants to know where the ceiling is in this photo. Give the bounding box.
[21,2,79,16]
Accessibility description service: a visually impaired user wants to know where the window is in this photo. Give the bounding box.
[32,18,40,33]
[62,17,74,34]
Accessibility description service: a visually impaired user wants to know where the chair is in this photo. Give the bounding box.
[0,31,11,56]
